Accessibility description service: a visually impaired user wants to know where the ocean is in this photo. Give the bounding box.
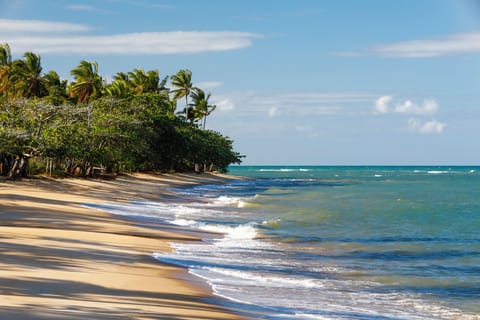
[95,166,480,319]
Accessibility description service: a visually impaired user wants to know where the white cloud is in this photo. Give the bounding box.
[408,118,446,134]
[374,95,392,114]
[0,18,90,33]
[371,32,480,58]
[2,31,259,55]
[213,97,236,112]
[373,96,446,134]
[394,99,438,115]
[374,96,438,115]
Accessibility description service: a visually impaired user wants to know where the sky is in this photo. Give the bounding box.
[1,0,480,165]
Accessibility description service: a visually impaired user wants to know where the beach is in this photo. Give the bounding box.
[0,173,247,320]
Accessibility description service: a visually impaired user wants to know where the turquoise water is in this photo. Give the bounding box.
[224,166,480,318]
[98,166,480,319]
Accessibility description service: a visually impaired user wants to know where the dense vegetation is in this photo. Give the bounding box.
[0,43,243,179]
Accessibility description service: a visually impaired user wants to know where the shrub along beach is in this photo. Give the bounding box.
[0,43,248,319]
[0,43,243,179]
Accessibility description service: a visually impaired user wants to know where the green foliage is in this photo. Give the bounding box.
[0,44,244,178]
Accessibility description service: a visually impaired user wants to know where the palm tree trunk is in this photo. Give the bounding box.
[184,95,188,122]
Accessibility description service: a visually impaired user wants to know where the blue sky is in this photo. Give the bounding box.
[1,0,480,165]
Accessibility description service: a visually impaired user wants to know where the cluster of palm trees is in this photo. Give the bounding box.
[0,43,217,128]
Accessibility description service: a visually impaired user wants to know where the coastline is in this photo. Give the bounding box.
[0,173,249,320]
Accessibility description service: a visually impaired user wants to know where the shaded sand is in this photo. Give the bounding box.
[0,173,248,320]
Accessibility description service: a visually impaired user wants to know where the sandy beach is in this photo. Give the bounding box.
[0,173,248,320]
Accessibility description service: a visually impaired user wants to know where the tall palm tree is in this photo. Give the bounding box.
[190,87,216,129]
[128,68,167,95]
[0,43,13,102]
[43,70,67,98]
[11,52,48,98]
[128,68,149,95]
[105,79,130,98]
[113,72,129,82]
[69,60,103,103]
[170,69,193,121]
[107,71,131,97]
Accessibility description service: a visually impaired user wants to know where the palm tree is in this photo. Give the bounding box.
[11,52,48,98]
[170,69,193,121]
[105,79,131,98]
[43,70,67,99]
[190,87,216,129]
[128,68,149,95]
[0,43,13,102]
[128,68,168,95]
[69,60,103,103]
[113,72,129,82]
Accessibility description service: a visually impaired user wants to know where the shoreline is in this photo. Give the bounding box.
[0,173,250,319]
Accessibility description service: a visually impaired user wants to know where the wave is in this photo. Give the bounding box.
[262,218,282,229]
[258,168,312,172]
[207,195,257,208]
[193,267,320,289]
[169,218,258,240]
[186,264,470,320]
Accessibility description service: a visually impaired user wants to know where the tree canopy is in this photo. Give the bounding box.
[0,43,243,179]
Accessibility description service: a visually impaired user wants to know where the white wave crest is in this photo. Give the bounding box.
[427,170,449,174]
[169,218,258,240]
[258,168,311,172]
[195,267,320,289]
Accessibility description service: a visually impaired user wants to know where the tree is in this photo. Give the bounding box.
[127,68,168,95]
[170,69,193,122]
[190,87,216,129]
[128,68,150,95]
[69,60,103,103]
[0,47,244,177]
[105,79,130,98]
[11,52,48,98]
[0,43,13,102]
[43,70,68,104]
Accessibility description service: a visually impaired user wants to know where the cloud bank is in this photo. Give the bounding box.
[1,19,260,55]
[338,32,480,58]
[408,118,446,134]
[374,96,446,134]
[372,32,480,58]
[375,96,438,115]
[0,18,90,33]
